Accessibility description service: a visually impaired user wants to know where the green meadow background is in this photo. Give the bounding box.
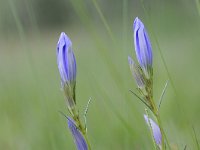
[0,0,200,149]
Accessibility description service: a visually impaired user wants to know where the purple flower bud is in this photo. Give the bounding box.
[144,115,162,146]
[67,117,88,150]
[128,56,145,89]
[134,17,153,79]
[57,32,77,87]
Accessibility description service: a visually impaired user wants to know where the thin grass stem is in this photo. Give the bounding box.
[91,0,116,43]
[195,0,200,17]
[192,126,200,150]
[84,97,92,132]
[158,80,169,110]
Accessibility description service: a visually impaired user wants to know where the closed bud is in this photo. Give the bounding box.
[144,115,162,148]
[67,117,88,150]
[57,32,77,110]
[134,17,153,79]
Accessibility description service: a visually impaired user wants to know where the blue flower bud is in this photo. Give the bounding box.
[134,17,153,79]
[144,115,162,147]
[57,32,77,88]
[57,32,77,111]
[67,117,88,150]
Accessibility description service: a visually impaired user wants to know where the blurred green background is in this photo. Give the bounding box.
[0,0,200,149]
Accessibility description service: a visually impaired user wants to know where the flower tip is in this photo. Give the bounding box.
[58,32,66,42]
[59,32,68,39]
[60,31,66,37]
[134,17,142,24]
[134,17,139,22]
[57,32,72,50]
[133,17,143,30]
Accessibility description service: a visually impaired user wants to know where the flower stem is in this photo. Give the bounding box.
[149,97,170,150]
[156,113,171,150]
[83,133,92,150]
[155,112,166,150]
[73,112,92,150]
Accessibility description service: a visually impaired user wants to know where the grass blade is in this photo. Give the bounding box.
[158,80,169,110]
[192,126,200,150]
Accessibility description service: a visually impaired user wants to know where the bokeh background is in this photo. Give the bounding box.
[0,0,200,149]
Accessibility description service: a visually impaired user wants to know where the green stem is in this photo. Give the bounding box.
[82,133,92,150]
[155,113,166,150]
[155,112,171,150]
[149,97,170,150]
[73,112,92,150]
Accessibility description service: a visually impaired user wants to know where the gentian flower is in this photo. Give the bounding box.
[57,32,77,109]
[57,32,77,88]
[144,115,162,146]
[67,117,88,150]
[134,17,153,79]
